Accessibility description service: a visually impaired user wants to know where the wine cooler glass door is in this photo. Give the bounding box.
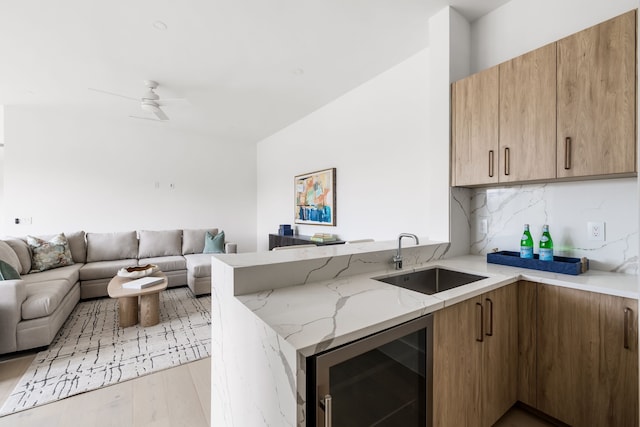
[315,315,432,427]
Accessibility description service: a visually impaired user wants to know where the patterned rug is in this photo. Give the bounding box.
[0,287,211,416]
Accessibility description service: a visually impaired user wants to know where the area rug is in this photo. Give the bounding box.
[0,287,211,416]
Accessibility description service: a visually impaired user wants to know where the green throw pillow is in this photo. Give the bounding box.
[203,231,225,254]
[0,260,21,280]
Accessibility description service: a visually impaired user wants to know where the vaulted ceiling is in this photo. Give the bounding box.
[0,0,509,144]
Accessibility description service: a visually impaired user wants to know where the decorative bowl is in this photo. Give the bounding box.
[117,264,158,278]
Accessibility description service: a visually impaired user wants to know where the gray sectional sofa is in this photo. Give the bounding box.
[0,228,235,355]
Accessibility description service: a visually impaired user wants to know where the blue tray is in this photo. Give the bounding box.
[486,251,589,275]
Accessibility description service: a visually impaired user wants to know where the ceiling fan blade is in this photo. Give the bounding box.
[128,115,165,122]
[89,87,138,101]
[153,108,169,121]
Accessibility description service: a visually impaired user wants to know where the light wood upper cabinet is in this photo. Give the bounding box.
[499,43,557,183]
[537,284,639,427]
[451,10,637,187]
[433,283,517,427]
[451,66,499,187]
[557,10,637,178]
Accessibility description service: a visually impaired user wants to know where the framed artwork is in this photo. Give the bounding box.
[294,168,336,226]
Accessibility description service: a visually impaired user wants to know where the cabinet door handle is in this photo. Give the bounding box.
[320,394,332,426]
[488,150,494,177]
[564,137,572,170]
[624,307,632,350]
[485,298,494,336]
[476,302,483,342]
[504,147,510,176]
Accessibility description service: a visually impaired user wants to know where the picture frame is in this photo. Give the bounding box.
[294,168,336,226]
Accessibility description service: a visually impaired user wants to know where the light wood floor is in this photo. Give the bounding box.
[0,352,210,427]
[0,351,552,427]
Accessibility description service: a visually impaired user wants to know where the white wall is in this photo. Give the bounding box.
[464,0,639,273]
[256,48,440,251]
[0,106,4,231]
[471,0,639,72]
[2,105,258,252]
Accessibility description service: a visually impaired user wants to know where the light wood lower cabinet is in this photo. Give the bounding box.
[536,284,639,426]
[433,284,517,427]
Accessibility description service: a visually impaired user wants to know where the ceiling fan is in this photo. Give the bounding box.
[89,80,180,121]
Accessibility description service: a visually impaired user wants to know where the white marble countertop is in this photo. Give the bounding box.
[237,254,639,357]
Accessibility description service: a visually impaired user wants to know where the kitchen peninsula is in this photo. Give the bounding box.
[211,240,638,426]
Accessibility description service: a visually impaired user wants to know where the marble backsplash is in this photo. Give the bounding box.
[453,178,639,274]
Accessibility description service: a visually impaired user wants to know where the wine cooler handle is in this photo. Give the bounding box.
[488,150,494,177]
[485,298,494,336]
[321,394,332,426]
[504,147,510,176]
[564,137,572,170]
[624,307,632,350]
[476,302,484,342]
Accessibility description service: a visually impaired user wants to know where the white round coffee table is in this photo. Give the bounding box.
[107,271,168,327]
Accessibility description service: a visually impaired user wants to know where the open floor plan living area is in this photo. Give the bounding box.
[2,0,640,426]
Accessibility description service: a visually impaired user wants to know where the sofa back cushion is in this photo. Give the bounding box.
[0,241,21,277]
[182,228,218,255]
[138,230,182,258]
[3,238,30,274]
[86,231,138,262]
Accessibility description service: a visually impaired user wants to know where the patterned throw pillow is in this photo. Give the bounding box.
[27,233,75,273]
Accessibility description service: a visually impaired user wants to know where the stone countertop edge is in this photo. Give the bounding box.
[235,254,638,358]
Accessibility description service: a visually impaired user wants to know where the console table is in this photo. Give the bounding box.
[268,234,346,250]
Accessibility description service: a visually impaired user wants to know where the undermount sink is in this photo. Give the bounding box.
[375,267,487,295]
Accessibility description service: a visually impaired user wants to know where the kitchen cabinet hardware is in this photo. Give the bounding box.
[476,302,484,342]
[485,298,494,336]
[488,150,494,177]
[564,137,571,170]
[504,148,510,176]
[624,307,632,349]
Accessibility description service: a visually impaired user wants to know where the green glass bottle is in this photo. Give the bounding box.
[539,224,554,261]
[520,224,534,259]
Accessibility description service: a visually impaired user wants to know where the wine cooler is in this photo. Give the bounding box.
[307,314,433,427]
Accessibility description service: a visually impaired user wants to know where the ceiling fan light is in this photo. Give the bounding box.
[141,101,161,113]
[142,89,160,101]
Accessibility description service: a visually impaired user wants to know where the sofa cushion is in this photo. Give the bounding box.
[204,231,225,254]
[4,238,31,274]
[37,231,86,263]
[0,260,20,280]
[0,240,22,274]
[138,256,186,272]
[27,234,75,273]
[21,264,82,286]
[182,228,218,255]
[138,230,182,258]
[86,231,138,262]
[184,253,214,278]
[79,259,138,281]
[22,279,73,320]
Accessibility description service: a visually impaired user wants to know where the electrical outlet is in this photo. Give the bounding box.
[480,219,488,234]
[588,221,605,241]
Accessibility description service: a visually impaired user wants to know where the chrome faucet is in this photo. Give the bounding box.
[393,233,419,270]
